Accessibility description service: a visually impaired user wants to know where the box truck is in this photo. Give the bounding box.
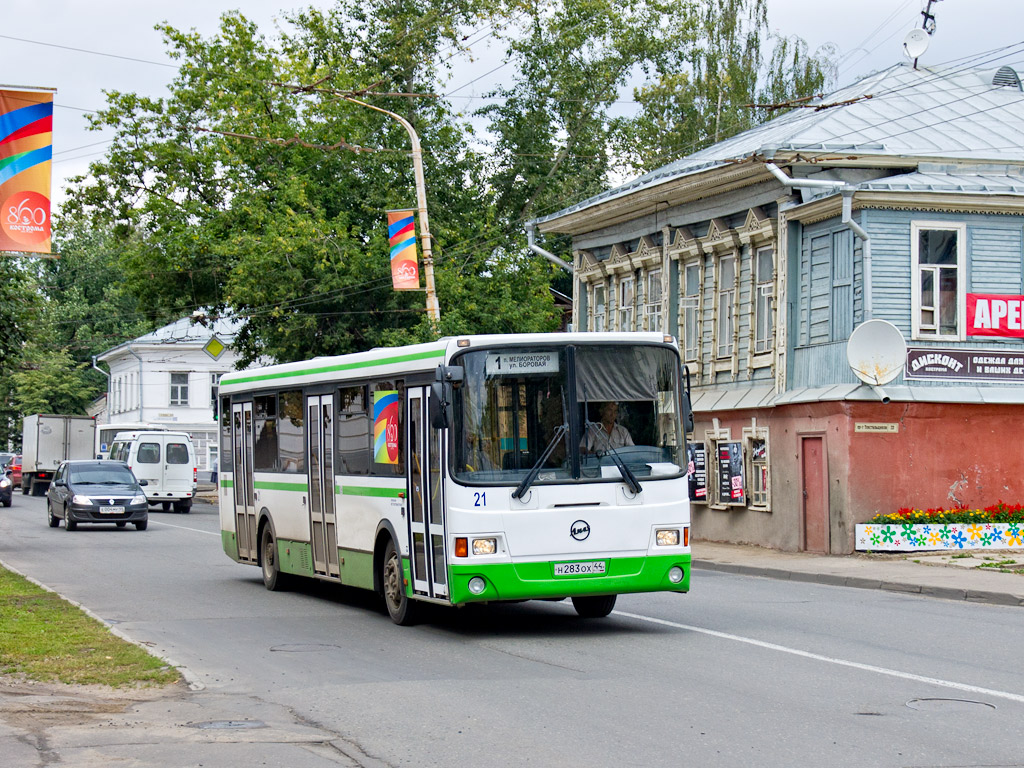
[21,415,97,496]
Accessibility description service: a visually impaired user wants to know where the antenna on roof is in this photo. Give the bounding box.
[905,0,943,69]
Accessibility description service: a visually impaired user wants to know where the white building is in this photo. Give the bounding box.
[95,315,252,475]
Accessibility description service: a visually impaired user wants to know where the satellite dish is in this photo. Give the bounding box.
[847,320,907,386]
[903,28,930,60]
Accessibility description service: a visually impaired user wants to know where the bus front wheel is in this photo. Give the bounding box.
[382,540,418,626]
[571,595,617,618]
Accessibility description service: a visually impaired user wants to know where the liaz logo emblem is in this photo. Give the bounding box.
[570,520,591,541]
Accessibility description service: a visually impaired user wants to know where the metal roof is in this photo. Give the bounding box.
[859,167,1024,194]
[535,61,1024,225]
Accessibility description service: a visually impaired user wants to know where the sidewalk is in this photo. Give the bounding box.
[692,540,1024,607]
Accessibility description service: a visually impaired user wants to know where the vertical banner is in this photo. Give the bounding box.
[386,209,420,290]
[1,89,54,253]
[373,390,400,465]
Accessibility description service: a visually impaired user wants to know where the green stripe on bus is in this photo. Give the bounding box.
[254,480,309,492]
[223,348,446,385]
[340,485,404,498]
[447,553,691,605]
[220,479,234,488]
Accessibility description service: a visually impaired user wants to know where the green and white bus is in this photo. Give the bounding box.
[218,332,692,624]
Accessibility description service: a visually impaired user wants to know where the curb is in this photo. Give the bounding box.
[692,559,1024,607]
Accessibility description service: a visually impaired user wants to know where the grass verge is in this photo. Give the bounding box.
[0,564,181,687]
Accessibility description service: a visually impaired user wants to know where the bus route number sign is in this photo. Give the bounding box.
[485,351,559,375]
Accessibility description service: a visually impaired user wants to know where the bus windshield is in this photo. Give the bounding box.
[452,344,684,486]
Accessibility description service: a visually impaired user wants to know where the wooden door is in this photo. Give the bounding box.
[801,436,829,553]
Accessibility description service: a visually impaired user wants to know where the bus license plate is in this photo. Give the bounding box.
[554,561,606,576]
[99,506,124,514]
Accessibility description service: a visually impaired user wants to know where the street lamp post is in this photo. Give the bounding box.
[342,96,440,325]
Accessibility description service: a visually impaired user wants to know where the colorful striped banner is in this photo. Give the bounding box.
[373,390,400,465]
[386,209,420,290]
[1,89,54,254]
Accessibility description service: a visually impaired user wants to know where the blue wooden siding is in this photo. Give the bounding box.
[969,226,1023,293]
[789,208,1024,391]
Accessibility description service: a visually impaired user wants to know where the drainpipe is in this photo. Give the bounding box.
[126,342,144,421]
[841,189,872,321]
[765,162,882,400]
[765,162,873,320]
[526,222,572,273]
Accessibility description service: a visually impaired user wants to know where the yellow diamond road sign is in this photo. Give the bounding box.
[203,335,226,360]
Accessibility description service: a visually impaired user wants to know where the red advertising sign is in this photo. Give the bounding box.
[966,293,1024,337]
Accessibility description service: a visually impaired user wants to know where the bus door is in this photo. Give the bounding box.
[307,394,339,578]
[406,387,448,600]
[232,402,257,562]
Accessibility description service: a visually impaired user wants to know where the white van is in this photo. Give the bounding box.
[109,430,197,513]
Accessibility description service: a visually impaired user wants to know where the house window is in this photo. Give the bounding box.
[680,262,701,362]
[743,428,770,510]
[170,373,189,406]
[754,246,774,354]
[912,222,965,340]
[646,269,662,331]
[593,284,607,332]
[619,276,635,330]
[717,255,736,358]
[712,438,745,507]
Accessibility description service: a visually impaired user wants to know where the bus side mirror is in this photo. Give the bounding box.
[429,382,449,429]
[430,364,464,430]
[681,363,695,434]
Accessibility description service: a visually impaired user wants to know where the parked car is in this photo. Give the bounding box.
[0,468,12,508]
[0,452,14,469]
[7,455,22,487]
[46,460,149,531]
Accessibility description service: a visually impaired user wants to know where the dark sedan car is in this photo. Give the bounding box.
[1,467,12,507]
[46,460,149,531]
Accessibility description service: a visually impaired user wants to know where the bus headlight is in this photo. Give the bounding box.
[472,538,497,555]
[656,529,680,546]
[468,577,487,594]
[669,566,684,583]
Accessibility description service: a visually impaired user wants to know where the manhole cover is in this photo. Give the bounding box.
[906,698,996,712]
[269,643,340,653]
[189,720,267,730]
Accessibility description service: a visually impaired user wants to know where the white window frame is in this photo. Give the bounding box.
[742,425,770,511]
[619,275,635,331]
[754,246,774,355]
[911,221,966,341]
[680,261,701,363]
[716,254,736,359]
[592,283,607,332]
[645,268,662,331]
[170,372,190,407]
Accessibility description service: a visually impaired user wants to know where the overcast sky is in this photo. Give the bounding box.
[3,0,1023,205]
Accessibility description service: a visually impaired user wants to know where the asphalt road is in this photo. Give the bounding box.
[2,492,1024,767]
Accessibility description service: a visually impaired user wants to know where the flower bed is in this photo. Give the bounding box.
[856,503,1024,552]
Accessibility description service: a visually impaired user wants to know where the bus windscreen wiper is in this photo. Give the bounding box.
[512,388,569,500]
[583,419,643,496]
[512,424,568,499]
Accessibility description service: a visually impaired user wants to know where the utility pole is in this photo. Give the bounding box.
[341,96,441,326]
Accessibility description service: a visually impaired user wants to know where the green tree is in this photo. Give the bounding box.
[610,0,835,173]
[0,258,37,447]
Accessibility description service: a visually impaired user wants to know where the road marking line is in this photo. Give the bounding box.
[614,610,1024,705]
[149,521,220,536]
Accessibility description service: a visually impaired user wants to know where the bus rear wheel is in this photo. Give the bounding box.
[382,540,418,626]
[260,524,290,591]
[571,594,617,618]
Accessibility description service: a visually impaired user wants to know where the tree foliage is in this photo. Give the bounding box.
[44,0,832,375]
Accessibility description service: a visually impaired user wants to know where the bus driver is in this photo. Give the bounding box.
[581,402,634,454]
